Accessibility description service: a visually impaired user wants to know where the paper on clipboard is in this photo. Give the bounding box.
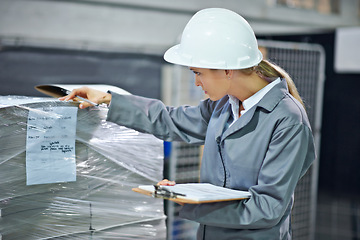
[133,183,251,204]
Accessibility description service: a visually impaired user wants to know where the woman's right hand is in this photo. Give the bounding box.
[59,87,112,109]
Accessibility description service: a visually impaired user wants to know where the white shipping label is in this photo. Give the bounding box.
[26,106,78,185]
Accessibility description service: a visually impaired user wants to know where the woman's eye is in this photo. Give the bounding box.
[194,72,200,76]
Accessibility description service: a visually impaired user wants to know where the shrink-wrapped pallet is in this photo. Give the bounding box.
[0,96,166,240]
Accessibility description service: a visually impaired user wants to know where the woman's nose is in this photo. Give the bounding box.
[195,77,201,87]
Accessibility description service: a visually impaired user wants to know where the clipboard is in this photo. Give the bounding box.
[132,183,251,204]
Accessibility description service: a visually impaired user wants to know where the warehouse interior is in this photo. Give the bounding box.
[0,0,359,239]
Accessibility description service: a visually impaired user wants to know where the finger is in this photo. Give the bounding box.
[157,179,168,185]
[157,179,176,186]
[78,101,93,109]
[61,90,78,101]
[64,87,90,101]
[59,95,75,102]
[157,179,170,185]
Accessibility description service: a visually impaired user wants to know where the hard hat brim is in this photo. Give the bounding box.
[164,44,263,70]
[163,44,190,67]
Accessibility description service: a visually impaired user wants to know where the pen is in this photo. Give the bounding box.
[64,90,99,107]
[74,95,99,107]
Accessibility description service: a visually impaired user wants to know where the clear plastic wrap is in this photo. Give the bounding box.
[0,96,166,240]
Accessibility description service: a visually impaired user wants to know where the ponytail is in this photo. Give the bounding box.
[254,60,305,109]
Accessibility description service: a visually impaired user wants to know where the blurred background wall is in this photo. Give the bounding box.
[0,0,359,239]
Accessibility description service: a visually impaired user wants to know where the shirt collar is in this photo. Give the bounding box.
[228,78,281,122]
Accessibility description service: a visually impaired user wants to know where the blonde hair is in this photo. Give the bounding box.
[246,60,305,109]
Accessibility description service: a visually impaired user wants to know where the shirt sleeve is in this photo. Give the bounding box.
[179,123,316,229]
[106,92,216,144]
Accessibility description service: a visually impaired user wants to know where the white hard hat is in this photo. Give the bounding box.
[164,8,263,69]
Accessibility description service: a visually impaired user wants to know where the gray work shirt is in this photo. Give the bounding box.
[107,78,316,240]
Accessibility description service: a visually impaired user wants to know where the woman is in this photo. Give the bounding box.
[61,8,316,240]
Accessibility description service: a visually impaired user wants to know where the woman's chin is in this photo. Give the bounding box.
[209,95,225,101]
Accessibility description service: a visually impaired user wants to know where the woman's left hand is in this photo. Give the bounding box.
[157,179,176,186]
[156,179,184,206]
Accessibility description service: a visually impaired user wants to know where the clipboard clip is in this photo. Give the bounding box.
[153,185,186,199]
